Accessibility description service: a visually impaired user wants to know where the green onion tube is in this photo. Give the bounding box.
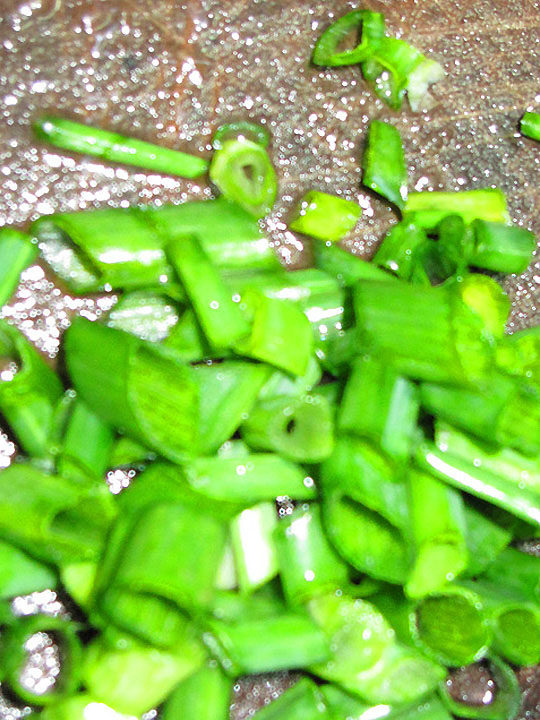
[0,463,115,567]
[289,191,362,242]
[230,501,279,593]
[34,114,208,177]
[373,220,427,279]
[436,214,474,275]
[252,678,327,719]
[274,504,349,605]
[406,470,468,599]
[439,655,521,720]
[82,633,204,716]
[0,228,37,306]
[183,453,316,503]
[416,440,540,527]
[461,503,511,578]
[313,241,394,287]
[451,273,510,339]
[227,267,340,305]
[403,188,508,230]
[212,121,270,149]
[312,9,385,66]
[521,110,540,141]
[242,394,334,463]
[65,318,198,462]
[161,662,232,720]
[484,547,540,601]
[0,540,57,599]
[163,307,214,363]
[0,614,82,706]
[363,120,407,208]
[204,611,330,675]
[210,139,277,218]
[167,234,250,350]
[106,290,181,342]
[0,321,63,459]
[309,592,445,705]
[353,279,494,385]
[470,219,536,274]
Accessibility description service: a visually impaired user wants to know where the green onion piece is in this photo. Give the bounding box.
[252,677,327,719]
[314,241,394,287]
[167,234,251,349]
[373,220,427,279]
[0,228,37,306]
[363,120,407,208]
[236,289,313,375]
[83,633,204,716]
[409,239,455,286]
[437,214,474,274]
[403,188,509,230]
[353,279,494,385]
[163,307,214,362]
[109,435,154,467]
[450,274,510,339]
[227,267,341,304]
[304,289,349,369]
[209,139,277,218]
[321,437,410,583]
[41,695,135,720]
[58,398,114,483]
[242,394,334,463]
[289,190,362,242]
[521,111,540,141]
[259,355,322,399]
[0,321,63,458]
[183,452,316,503]
[204,611,330,675]
[106,290,181,342]
[417,439,540,527]
[230,501,279,593]
[195,360,271,455]
[361,37,444,111]
[66,317,198,462]
[216,540,238,591]
[339,356,419,462]
[406,470,468,599]
[312,9,385,66]
[162,662,232,720]
[485,547,540,601]
[421,375,540,456]
[208,584,286,624]
[274,504,349,605]
[439,655,521,720]
[0,462,115,566]
[60,561,96,610]
[496,323,540,386]
[470,219,536,274]
[143,197,280,272]
[34,114,208,177]
[213,121,270,150]
[309,593,444,705]
[0,614,82,706]
[321,685,452,720]
[461,503,512,578]
[0,540,57,598]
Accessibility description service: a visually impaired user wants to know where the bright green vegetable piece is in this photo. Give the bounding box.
[0,540,56,598]
[213,121,270,149]
[34,114,208,177]
[162,661,232,720]
[521,110,540,141]
[321,685,452,720]
[259,355,322,399]
[289,190,362,242]
[461,503,511,578]
[451,273,510,339]
[210,138,277,218]
[60,561,97,610]
[363,120,407,208]
[403,188,509,230]
[0,228,37,306]
[231,501,279,593]
[106,290,181,342]
[253,677,328,719]
[312,9,385,66]
[471,219,536,274]
[274,504,349,605]
[58,398,114,483]
[41,695,136,720]
[314,241,394,287]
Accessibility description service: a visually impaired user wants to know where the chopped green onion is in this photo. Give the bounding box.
[0,228,37,306]
[289,190,362,242]
[314,241,394,286]
[34,114,208,177]
[403,188,509,230]
[363,120,407,208]
[470,219,536,274]
[311,9,385,66]
[252,677,327,719]
[230,501,279,593]
[106,290,181,342]
[321,685,452,720]
[209,138,277,218]
[41,695,135,720]
[373,220,427,279]
[0,540,57,598]
[461,502,512,578]
[162,662,232,720]
[212,121,270,149]
[521,110,540,141]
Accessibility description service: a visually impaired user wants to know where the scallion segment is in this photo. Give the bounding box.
[289,190,362,242]
[0,228,37,306]
[312,9,385,66]
[521,110,540,141]
[363,120,408,208]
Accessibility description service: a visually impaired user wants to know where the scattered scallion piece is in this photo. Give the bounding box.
[289,190,362,242]
[403,188,509,229]
[311,9,385,66]
[521,110,540,141]
[0,228,37,306]
[213,121,270,149]
[470,219,536,274]
[363,120,408,208]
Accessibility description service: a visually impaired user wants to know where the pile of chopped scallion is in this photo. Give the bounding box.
[0,8,539,720]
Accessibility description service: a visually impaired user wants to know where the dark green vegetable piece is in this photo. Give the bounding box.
[253,678,328,719]
[209,139,277,218]
[0,614,82,705]
[289,190,362,242]
[403,188,508,230]
[213,121,270,149]
[373,220,427,279]
[58,398,114,483]
[314,241,394,287]
[521,110,540,141]
[242,393,334,462]
[0,228,37,306]
[65,317,198,462]
[0,540,57,598]
[436,214,474,275]
[470,219,536,274]
[0,320,63,459]
[439,655,521,720]
[312,9,385,66]
[461,502,512,578]
[274,504,349,605]
[162,662,232,720]
[363,120,407,208]
[34,114,208,177]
